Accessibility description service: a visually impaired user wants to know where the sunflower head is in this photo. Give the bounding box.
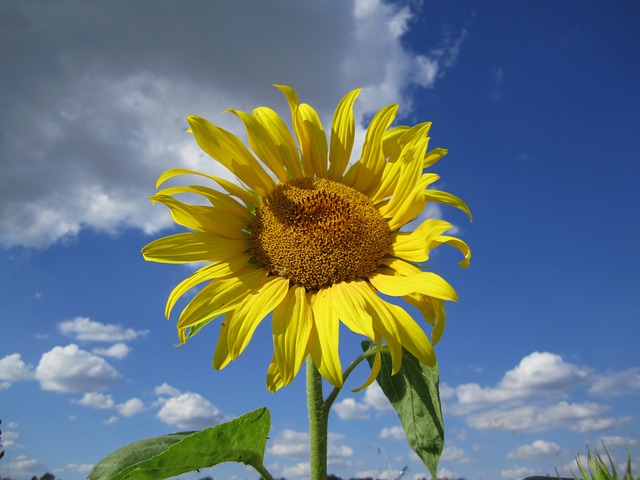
[142,85,471,392]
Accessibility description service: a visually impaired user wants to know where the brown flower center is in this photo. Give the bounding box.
[250,177,390,290]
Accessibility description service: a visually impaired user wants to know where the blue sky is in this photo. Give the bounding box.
[1,1,639,479]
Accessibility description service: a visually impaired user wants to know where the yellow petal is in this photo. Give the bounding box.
[227,108,288,182]
[354,282,403,375]
[385,302,436,366]
[295,103,328,177]
[142,232,249,264]
[272,285,313,386]
[309,288,343,387]
[212,312,233,370]
[328,281,375,339]
[423,147,448,168]
[253,106,303,178]
[226,276,290,359]
[156,185,249,218]
[344,104,398,195]
[150,194,248,239]
[432,235,472,268]
[424,189,473,221]
[177,266,268,332]
[155,168,257,208]
[266,355,285,393]
[187,115,275,196]
[372,123,431,204]
[369,270,458,301]
[328,88,361,181]
[165,254,250,319]
[352,336,382,392]
[404,294,446,345]
[389,219,454,262]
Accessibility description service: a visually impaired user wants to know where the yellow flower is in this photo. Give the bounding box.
[142,86,471,392]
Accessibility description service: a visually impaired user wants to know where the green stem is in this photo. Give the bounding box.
[254,462,275,480]
[324,348,377,411]
[306,356,327,480]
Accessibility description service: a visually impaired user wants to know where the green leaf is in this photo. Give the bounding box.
[88,407,271,480]
[362,342,444,479]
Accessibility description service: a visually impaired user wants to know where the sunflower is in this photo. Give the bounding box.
[142,86,471,392]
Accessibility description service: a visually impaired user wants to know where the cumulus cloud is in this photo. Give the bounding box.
[156,392,225,429]
[379,425,406,441]
[154,382,182,397]
[268,429,353,464]
[35,344,123,392]
[589,367,640,396]
[454,352,589,411]
[506,439,565,459]
[72,391,145,417]
[0,353,34,386]
[466,401,631,433]
[333,382,393,420]
[58,317,148,342]
[92,343,131,360]
[0,0,466,249]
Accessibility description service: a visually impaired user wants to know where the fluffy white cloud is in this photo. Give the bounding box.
[0,0,466,249]
[35,344,123,392]
[156,392,224,429]
[154,382,182,397]
[500,466,537,479]
[117,397,145,417]
[379,426,406,441]
[506,439,565,459]
[58,317,148,342]
[92,343,131,359]
[0,353,34,385]
[333,382,394,420]
[455,352,589,410]
[268,429,353,462]
[281,462,311,478]
[333,397,371,420]
[74,391,115,409]
[269,429,309,457]
[73,392,144,417]
[589,367,640,396]
[466,401,631,433]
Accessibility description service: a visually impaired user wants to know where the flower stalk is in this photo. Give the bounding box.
[306,357,328,480]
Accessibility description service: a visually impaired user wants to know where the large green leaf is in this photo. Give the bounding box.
[363,342,444,479]
[88,407,271,480]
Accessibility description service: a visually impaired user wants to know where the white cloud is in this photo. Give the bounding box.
[156,392,224,429]
[269,429,309,457]
[58,317,148,342]
[466,401,631,433]
[0,353,34,385]
[92,343,131,359]
[0,0,466,249]
[441,444,471,463]
[597,435,637,447]
[333,382,394,420]
[589,367,640,396]
[454,352,589,411]
[1,455,46,480]
[379,426,405,441]
[74,392,115,409]
[73,391,145,418]
[154,382,182,397]
[507,439,565,459]
[281,462,311,478]
[501,466,537,479]
[269,429,353,464]
[117,397,145,417]
[66,463,95,474]
[35,344,123,392]
[333,397,371,420]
